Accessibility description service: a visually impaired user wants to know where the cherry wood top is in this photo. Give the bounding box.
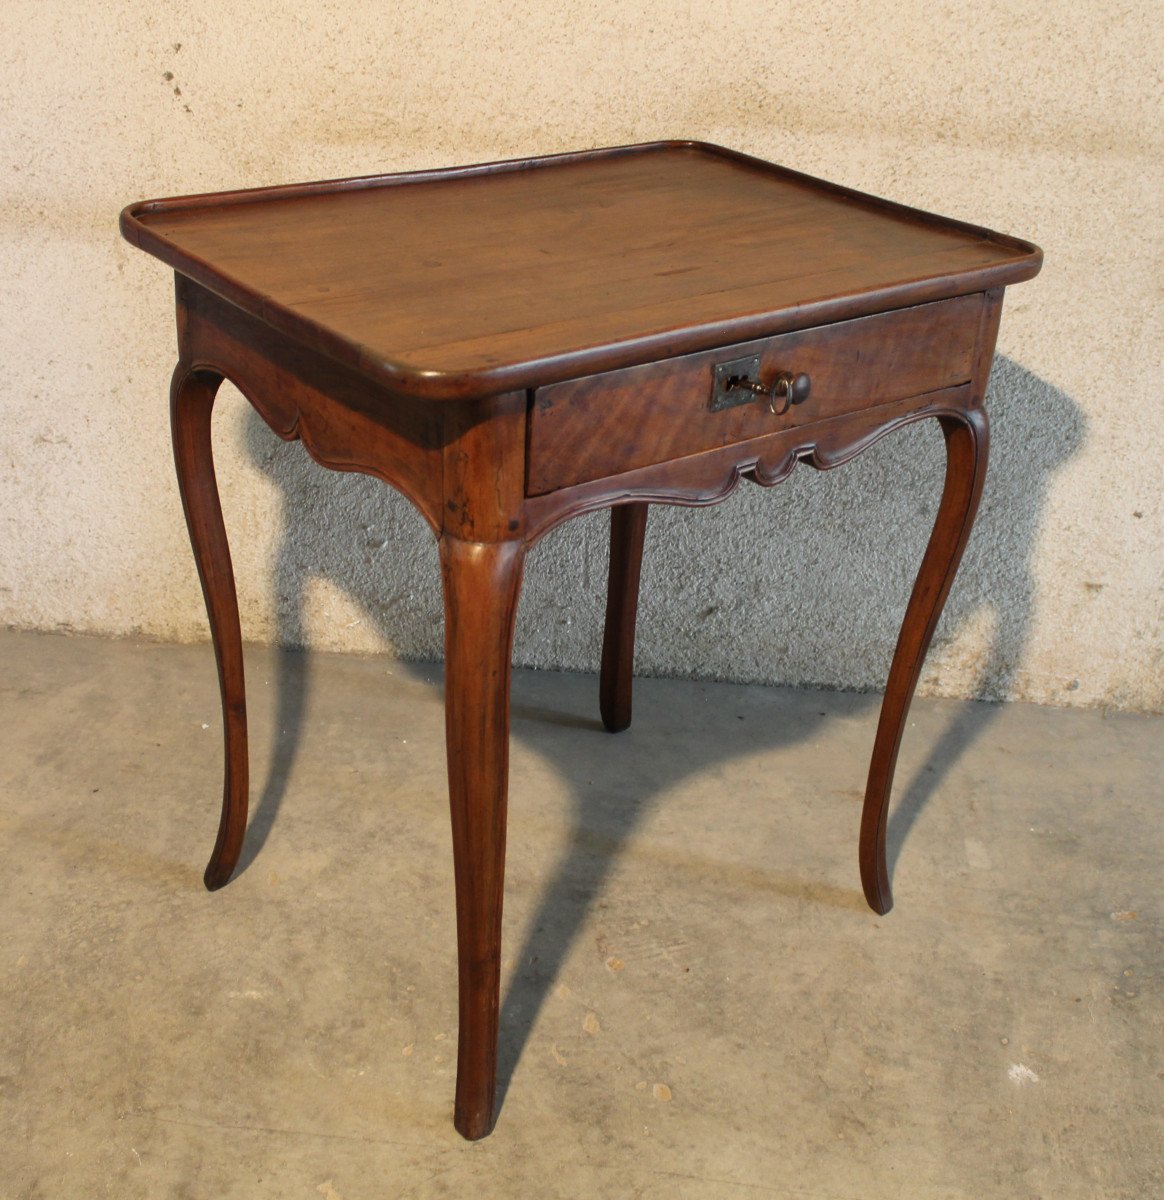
[122,141,1041,400]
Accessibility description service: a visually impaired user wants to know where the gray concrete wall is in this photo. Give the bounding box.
[1,1,1160,711]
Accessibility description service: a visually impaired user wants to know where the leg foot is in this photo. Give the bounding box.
[599,503,648,732]
[170,364,249,891]
[860,408,990,914]
[440,536,524,1140]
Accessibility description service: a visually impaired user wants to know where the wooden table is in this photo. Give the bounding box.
[121,142,1041,1139]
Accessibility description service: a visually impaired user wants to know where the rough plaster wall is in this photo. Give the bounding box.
[0,1,1160,711]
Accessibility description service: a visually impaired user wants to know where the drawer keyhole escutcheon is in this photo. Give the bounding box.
[710,356,812,414]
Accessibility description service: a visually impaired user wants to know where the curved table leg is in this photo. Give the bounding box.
[170,363,249,892]
[860,406,990,915]
[440,535,525,1140]
[599,502,649,732]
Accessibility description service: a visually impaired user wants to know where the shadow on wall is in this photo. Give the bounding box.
[232,353,1081,1108]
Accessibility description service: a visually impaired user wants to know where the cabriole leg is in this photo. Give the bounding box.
[861,407,990,914]
[440,535,525,1140]
[170,363,249,891]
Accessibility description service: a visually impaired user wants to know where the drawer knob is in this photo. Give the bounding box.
[712,358,812,414]
[768,371,812,415]
[729,370,811,414]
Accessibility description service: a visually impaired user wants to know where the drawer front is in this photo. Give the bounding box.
[526,294,985,495]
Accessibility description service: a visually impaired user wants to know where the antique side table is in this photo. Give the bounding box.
[120,142,1041,1139]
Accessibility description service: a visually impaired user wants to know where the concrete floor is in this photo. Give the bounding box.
[0,629,1159,1199]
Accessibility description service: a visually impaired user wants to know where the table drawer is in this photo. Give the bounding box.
[526,293,985,495]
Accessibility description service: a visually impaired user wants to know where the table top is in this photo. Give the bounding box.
[122,141,1041,400]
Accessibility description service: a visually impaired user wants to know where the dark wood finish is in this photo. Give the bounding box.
[528,294,983,494]
[859,288,1003,913]
[440,535,524,1140]
[169,363,249,890]
[861,406,989,913]
[441,393,527,542]
[600,504,649,732]
[122,142,1039,400]
[524,384,977,543]
[176,276,448,531]
[123,143,1040,1140]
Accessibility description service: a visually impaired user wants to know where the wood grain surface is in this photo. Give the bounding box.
[123,142,1040,399]
[528,293,984,493]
